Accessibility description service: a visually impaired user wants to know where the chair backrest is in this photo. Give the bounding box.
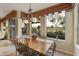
[47,35,58,56]
[12,39,23,55]
[52,35,58,55]
[14,39,19,46]
[12,39,19,49]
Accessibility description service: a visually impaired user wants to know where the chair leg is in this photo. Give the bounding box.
[16,49,19,56]
[52,51,54,56]
[16,50,18,56]
[52,43,56,56]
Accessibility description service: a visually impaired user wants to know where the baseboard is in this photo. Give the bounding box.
[56,48,74,56]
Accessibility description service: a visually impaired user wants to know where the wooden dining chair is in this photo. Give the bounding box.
[12,38,32,56]
[12,39,21,55]
[46,35,58,56]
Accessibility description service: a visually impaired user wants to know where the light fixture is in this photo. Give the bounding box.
[23,3,33,24]
[23,20,29,24]
[28,3,33,22]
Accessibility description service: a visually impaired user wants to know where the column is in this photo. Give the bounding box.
[74,4,78,44]
[17,11,21,38]
[74,4,79,56]
[40,16,47,38]
[65,9,74,54]
[27,22,31,36]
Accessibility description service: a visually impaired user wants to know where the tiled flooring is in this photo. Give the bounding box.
[0,40,72,56]
[46,50,72,56]
[0,40,16,56]
[54,50,72,56]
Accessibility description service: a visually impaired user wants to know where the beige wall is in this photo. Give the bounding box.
[56,9,74,55]
[74,4,79,56]
[74,4,78,44]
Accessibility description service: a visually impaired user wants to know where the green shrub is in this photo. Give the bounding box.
[47,31,65,40]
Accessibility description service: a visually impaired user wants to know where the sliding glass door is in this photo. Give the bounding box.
[9,17,17,39]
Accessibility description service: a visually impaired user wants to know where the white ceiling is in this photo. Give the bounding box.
[0,3,57,18]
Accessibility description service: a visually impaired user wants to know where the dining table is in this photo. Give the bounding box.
[19,37,53,55]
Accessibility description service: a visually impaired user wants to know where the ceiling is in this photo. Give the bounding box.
[0,3,57,18]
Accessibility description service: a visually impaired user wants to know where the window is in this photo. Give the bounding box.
[32,18,41,36]
[22,24,27,35]
[9,18,16,38]
[3,21,6,27]
[46,11,65,40]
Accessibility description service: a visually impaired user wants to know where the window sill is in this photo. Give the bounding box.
[47,37,65,42]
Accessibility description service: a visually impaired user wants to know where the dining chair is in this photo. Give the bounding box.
[12,38,33,56]
[46,35,58,56]
[12,38,44,56]
[11,39,21,55]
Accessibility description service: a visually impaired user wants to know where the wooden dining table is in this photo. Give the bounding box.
[19,37,53,55]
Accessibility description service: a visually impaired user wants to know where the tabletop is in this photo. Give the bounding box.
[20,38,53,55]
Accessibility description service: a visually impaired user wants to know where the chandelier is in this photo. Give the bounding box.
[23,4,33,24]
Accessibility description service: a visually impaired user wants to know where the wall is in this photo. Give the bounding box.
[56,9,74,55]
[74,4,79,56]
